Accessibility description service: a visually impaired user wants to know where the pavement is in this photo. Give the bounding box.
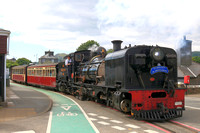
[0,82,52,123]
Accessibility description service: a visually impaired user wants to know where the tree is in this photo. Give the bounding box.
[107,49,113,54]
[192,51,200,57]
[192,56,200,63]
[76,40,100,51]
[16,58,32,65]
[6,60,18,68]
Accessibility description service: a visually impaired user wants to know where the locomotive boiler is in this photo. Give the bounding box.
[79,47,106,83]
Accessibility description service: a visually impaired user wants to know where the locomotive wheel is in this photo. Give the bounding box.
[58,85,65,92]
[120,99,131,113]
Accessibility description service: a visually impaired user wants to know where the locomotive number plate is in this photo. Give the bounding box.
[150,66,169,75]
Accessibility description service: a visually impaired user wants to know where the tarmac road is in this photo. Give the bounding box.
[1,83,200,133]
[62,93,200,133]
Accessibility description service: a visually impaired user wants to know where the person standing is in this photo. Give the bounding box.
[65,56,72,81]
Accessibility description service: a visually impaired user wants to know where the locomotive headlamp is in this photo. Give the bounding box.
[151,47,165,61]
[175,101,183,106]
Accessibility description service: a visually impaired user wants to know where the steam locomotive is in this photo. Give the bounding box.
[12,40,187,121]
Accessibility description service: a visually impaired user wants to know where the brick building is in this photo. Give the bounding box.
[0,29,11,103]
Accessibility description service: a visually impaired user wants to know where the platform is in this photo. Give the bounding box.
[0,83,52,122]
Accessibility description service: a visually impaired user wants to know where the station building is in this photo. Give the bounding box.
[39,50,58,64]
[0,29,11,103]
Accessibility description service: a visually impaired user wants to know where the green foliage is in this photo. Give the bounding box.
[16,58,31,65]
[55,53,67,62]
[6,60,18,68]
[107,49,113,54]
[192,51,200,57]
[192,56,200,63]
[76,40,100,51]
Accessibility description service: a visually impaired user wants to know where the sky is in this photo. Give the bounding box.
[0,0,200,62]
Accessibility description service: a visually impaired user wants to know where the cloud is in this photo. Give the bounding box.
[1,0,200,61]
[95,0,200,49]
[0,0,100,54]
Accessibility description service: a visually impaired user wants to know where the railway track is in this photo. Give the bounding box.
[61,91,199,133]
[51,90,200,133]
[148,120,199,133]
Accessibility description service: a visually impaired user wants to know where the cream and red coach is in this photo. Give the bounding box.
[11,65,28,84]
[27,64,57,88]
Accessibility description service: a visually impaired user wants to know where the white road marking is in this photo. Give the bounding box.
[90,118,97,121]
[111,126,126,130]
[110,120,123,124]
[61,106,71,111]
[125,124,140,129]
[12,130,35,133]
[144,130,159,133]
[56,93,100,133]
[46,111,53,133]
[98,116,109,120]
[9,95,20,99]
[185,106,200,110]
[88,113,98,116]
[7,102,14,106]
[97,121,110,125]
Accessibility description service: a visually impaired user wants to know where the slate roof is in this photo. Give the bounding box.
[178,62,200,78]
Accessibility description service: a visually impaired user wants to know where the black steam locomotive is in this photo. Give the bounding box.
[56,40,186,121]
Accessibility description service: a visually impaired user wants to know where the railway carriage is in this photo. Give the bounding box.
[27,64,57,88]
[11,65,28,84]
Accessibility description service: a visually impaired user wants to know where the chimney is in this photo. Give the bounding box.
[177,36,192,66]
[111,40,123,52]
[45,50,54,56]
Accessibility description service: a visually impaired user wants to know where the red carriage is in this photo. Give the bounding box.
[11,65,28,84]
[27,64,57,88]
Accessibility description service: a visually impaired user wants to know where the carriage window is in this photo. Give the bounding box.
[27,69,30,76]
[40,70,42,76]
[47,69,50,77]
[50,69,52,77]
[32,70,34,76]
[43,70,46,76]
[52,69,55,77]
[46,69,49,77]
[36,69,39,76]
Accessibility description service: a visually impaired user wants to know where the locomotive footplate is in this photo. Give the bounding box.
[131,109,183,121]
